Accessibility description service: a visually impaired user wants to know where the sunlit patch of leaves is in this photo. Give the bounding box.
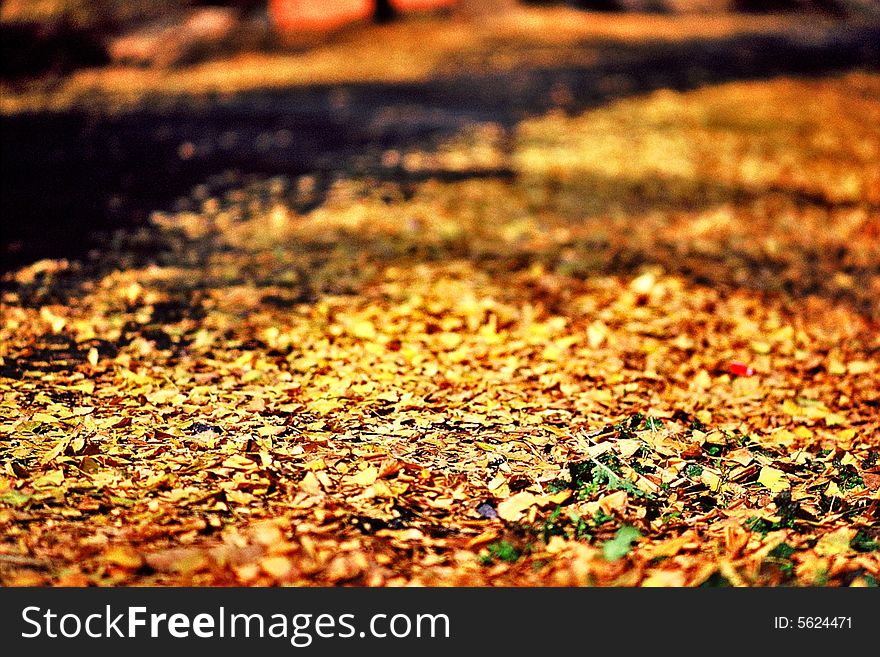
[2,69,880,587]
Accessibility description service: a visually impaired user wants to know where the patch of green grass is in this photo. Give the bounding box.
[544,478,569,494]
[833,461,864,490]
[744,516,774,535]
[602,525,642,561]
[850,530,879,553]
[689,418,708,432]
[482,540,521,564]
[577,482,599,500]
[769,543,795,559]
[568,461,595,489]
[699,572,732,587]
[772,490,799,530]
[744,513,796,535]
[573,516,590,541]
[613,412,644,438]
[767,542,797,578]
[631,458,656,475]
[539,506,566,543]
[590,454,649,499]
[703,444,723,457]
[567,453,648,499]
[684,464,704,478]
[534,507,592,543]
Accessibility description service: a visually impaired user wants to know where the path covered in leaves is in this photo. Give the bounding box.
[2,63,880,585]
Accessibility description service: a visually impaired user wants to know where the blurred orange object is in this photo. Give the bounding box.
[268,0,372,32]
[269,0,458,33]
[393,0,458,9]
[728,361,755,377]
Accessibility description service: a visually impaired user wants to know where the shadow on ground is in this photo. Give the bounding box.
[2,18,879,310]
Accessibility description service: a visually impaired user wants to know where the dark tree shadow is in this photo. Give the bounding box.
[2,17,879,306]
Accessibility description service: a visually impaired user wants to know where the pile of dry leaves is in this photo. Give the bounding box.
[1,72,878,586]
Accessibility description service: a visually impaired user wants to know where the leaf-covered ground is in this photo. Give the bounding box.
[2,70,879,587]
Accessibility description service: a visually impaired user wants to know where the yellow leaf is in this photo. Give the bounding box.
[316,471,334,489]
[486,475,506,491]
[545,535,569,554]
[33,469,64,488]
[233,351,254,368]
[762,429,796,448]
[362,479,396,499]
[350,320,376,340]
[647,534,691,559]
[376,390,400,403]
[757,466,789,493]
[642,569,686,587]
[225,489,256,505]
[87,347,99,366]
[299,471,323,494]
[105,546,143,569]
[598,490,628,515]
[31,412,60,424]
[260,556,292,578]
[827,359,847,375]
[346,466,378,487]
[695,410,712,425]
[750,341,771,354]
[824,413,846,427]
[846,361,875,375]
[727,449,753,466]
[691,370,712,390]
[497,492,541,522]
[586,321,608,349]
[70,434,85,453]
[546,489,571,505]
[781,399,802,416]
[40,307,66,332]
[254,522,284,547]
[616,439,641,458]
[39,437,70,465]
[309,399,339,414]
[825,481,843,498]
[71,381,96,394]
[814,527,855,556]
[700,469,722,492]
[221,454,256,470]
[629,272,656,295]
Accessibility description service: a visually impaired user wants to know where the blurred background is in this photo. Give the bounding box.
[2,0,879,272]
[2,1,878,77]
